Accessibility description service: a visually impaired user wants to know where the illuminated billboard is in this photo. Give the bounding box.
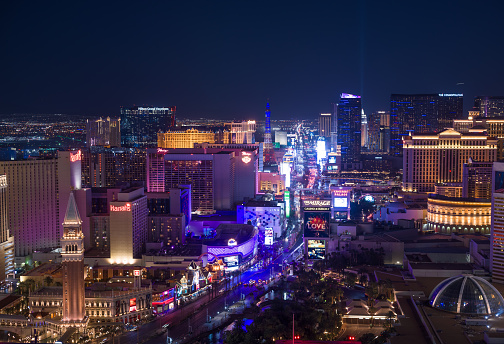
[224,255,239,270]
[307,240,326,260]
[265,228,273,246]
[302,200,331,208]
[284,191,290,218]
[333,197,348,208]
[304,212,330,238]
[129,298,137,312]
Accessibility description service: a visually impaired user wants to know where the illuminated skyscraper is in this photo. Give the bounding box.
[61,192,86,322]
[263,103,274,163]
[86,117,121,148]
[121,106,176,147]
[318,113,331,138]
[474,96,504,117]
[81,147,146,188]
[336,93,362,170]
[225,121,256,144]
[390,94,463,155]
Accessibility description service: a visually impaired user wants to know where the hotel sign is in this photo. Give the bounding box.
[70,150,82,162]
[241,151,252,164]
[110,203,131,212]
[302,200,331,208]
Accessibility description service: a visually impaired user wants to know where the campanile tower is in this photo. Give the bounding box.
[61,192,85,322]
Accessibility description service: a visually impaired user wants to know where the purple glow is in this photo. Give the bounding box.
[207,235,257,261]
[341,93,361,99]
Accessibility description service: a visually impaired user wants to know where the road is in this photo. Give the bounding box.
[112,239,304,344]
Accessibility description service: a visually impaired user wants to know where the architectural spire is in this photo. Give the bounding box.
[63,192,81,225]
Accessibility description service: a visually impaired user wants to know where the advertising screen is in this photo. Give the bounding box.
[304,212,330,238]
[129,298,137,312]
[333,197,348,208]
[334,211,348,221]
[265,228,274,246]
[224,255,239,269]
[496,171,504,193]
[307,240,326,260]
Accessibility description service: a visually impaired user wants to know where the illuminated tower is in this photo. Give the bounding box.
[263,103,274,163]
[61,192,86,322]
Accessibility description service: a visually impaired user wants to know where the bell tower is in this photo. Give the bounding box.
[61,192,85,322]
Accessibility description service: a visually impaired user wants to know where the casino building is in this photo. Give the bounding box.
[202,224,258,271]
[425,194,491,234]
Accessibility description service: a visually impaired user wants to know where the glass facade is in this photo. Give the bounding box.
[430,275,504,315]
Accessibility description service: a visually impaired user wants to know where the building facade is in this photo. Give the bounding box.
[86,117,121,148]
[403,129,498,193]
[491,162,504,283]
[474,96,504,117]
[336,93,361,170]
[0,159,59,258]
[425,194,491,235]
[390,93,463,155]
[157,129,216,149]
[318,113,331,138]
[225,121,256,144]
[0,175,14,281]
[147,148,257,214]
[81,147,146,188]
[462,160,493,199]
[121,106,176,147]
[109,188,148,264]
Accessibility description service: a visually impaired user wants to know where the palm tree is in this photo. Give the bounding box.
[43,276,53,287]
[25,279,36,293]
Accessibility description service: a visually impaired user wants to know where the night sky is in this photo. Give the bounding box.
[1,1,504,120]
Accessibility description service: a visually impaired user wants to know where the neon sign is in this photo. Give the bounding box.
[241,151,252,164]
[303,200,331,207]
[157,148,169,154]
[332,190,350,197]
[110,203,131,212]
[70,150,81,162]
[134,270,141,276]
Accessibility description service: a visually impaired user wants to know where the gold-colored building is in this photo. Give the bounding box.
[402,129,498,193]
[157,129,217,149]
[425,194,490,234]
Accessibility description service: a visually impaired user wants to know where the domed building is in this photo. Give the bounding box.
[429,275,504,315]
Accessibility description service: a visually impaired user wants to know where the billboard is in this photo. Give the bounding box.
[304,212,330,238]
[129,298,137,312]
[265,228,274,246]
[303,200,331,208]
[224,255,239,270]
[333,197,348,208]
[307,240,326,259]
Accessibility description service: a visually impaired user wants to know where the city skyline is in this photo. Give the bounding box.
[2,1,504,119]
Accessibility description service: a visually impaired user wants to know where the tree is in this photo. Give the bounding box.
[345,273,357,287]
[44,276,53,287]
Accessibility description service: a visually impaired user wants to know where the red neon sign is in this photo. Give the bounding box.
[157,148,169,154]
[70,150,82,162]
[110,203,131,212]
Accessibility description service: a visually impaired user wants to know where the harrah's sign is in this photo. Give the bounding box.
[70,150,82,162]
[303,200,331,207]
[110,203,131,212]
